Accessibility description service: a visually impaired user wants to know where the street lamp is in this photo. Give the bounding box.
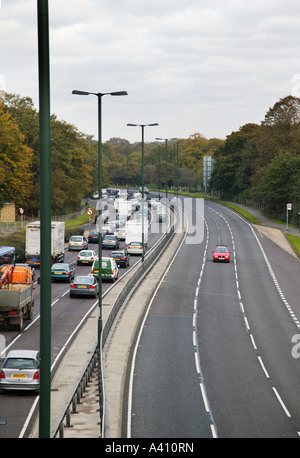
[72,89,127,346]
[127,123,158,261]
[155,138,178,198]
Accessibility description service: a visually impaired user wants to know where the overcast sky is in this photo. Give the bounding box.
[1,0,300,143]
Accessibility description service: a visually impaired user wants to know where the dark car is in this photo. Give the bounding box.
[88,230,99,243]
[51,263,75,282]
[102,234,119,249]
[70,275,99,298]
[26,255,41,268]
[109,249,130,267]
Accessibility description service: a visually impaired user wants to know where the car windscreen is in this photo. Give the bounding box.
[70,237,82,241]
[74,277,94,284]
[4,358,38,369]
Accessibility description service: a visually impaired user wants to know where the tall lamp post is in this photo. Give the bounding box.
[127,123,158,262]
[155,138,177,198]
[72,89,127,346]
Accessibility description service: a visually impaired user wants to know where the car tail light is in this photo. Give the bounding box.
[90,285,95,289]
[122,257,126,260]
[66,271,70,275]
[70,284,75,289]
[91,257,94,260]
[1,370,5,379]
[77,256,80,260]
[33,371,39,380]
[111,270,114,275]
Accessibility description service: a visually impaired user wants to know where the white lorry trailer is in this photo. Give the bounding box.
[25,221,65,267]
[118,200,132,219]
[125,219,148,254]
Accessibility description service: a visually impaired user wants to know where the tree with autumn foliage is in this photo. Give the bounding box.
[0,99,33,209]
[210,95,300,222]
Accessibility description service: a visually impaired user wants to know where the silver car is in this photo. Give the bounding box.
[0,350,40,392]
[77,250,97,266]
[68,235,88,251]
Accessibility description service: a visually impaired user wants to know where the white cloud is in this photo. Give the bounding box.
[1,0,300,142]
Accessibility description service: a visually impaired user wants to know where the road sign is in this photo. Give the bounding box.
[87,208,93,216]
[19,208,24,214]
[287,203,292,210]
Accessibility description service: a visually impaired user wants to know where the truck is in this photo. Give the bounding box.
[25,221,65,267]
[125,219,148,252]
[117,200,132,219]
[0,246,34,330]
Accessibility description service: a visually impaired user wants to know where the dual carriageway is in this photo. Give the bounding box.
[1,195,300,438]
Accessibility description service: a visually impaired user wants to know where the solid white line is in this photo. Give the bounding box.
[258,356,269,378]
[244,316,250,331]
[194,352,200,374]
[250,334,257,350]
[210,424,218,438]
[200,383,210,412]
[19,397,39,438]
[272,387,291,417]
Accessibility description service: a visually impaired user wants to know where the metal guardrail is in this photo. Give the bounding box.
[51,203,181,438]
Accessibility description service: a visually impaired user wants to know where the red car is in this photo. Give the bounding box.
[212,245,231,262]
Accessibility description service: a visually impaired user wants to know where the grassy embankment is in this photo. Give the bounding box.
[0,207,95,262]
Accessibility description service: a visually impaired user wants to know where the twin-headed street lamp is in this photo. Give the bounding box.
[72,89,128,346]
[127,123,159,261]
[155,138,178,198]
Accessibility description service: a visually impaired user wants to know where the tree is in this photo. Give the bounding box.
[256,153,300,220]
[0,99,33,209]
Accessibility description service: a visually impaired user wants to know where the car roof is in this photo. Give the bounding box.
[6,350,39,359]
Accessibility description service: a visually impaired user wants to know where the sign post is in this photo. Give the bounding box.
[87,208,93,230]
[286,203,292,230]
[19,208,24,229]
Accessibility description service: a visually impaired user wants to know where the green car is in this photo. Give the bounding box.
[51,263,75,282]
[91,257,119,282]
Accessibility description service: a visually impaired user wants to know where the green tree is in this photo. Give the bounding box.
[0,99,33,208]
[257,153,300,220]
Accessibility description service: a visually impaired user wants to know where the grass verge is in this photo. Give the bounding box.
[211,199,262,224]
[285,234,300,257]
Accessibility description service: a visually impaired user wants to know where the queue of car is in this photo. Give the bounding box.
[0,189,149,393]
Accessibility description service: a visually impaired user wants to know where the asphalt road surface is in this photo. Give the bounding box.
[126,198,300,438]
[0,198,162,438]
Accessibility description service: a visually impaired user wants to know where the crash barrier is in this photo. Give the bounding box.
[51,202,182,438]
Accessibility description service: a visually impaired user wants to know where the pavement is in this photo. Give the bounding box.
[29,201,299,438]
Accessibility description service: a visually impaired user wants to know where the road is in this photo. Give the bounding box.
[0,198,162,438]
[126,198,300,438]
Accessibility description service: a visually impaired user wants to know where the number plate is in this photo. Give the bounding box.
[12,374,27,378]
[78,285,87,288]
